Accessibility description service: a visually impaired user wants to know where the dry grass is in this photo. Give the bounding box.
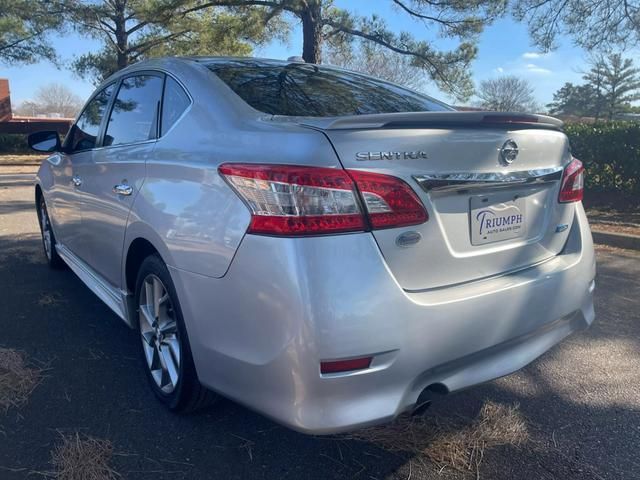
[0,348,42,412]
[350,401,529,475]
[50,433,120,480]
[425,402,529,471]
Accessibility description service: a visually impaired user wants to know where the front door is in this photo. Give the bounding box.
[74,73,164,288]
[52,84,115,254]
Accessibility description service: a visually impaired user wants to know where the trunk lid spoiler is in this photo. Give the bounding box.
[280,111,563,131]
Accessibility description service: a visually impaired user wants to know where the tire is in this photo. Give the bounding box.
[134,254,217,412]
[37,195,65,269]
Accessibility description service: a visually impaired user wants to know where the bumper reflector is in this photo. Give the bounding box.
[320,357,373,374]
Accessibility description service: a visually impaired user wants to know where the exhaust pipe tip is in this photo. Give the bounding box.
[412,383,448,416]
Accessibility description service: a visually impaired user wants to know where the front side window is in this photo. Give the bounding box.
[68,84,115,153]
[206,60,452,117]
[104,75,164,147]
[161,77,190,136]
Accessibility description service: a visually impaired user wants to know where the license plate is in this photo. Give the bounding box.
[470,194,526,245]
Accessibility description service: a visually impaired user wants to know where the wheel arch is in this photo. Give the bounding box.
[35,183,43,204]
[121,232,170,329]
[35,183,55,234]
[34,184,43,219]
[125,237,161,294]
[123,216,177,283]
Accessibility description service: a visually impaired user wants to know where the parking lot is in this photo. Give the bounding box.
[1,173,639,479]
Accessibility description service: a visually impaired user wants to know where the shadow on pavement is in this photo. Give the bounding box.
[0,200,35,216]
[0,181,36,189]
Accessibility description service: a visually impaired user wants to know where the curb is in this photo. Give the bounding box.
[0,163,42,166]
[592,230,640,251]
[0,173,35,180]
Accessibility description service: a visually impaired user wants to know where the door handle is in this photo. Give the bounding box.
[113,184,133,196]
[72,175,82,187]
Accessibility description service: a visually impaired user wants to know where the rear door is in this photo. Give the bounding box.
[74,73,163,288]
[315,114,574,291]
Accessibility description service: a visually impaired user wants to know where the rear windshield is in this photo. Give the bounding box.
[205,61,452,116]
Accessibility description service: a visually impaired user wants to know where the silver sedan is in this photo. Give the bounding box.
[30,57,595,433]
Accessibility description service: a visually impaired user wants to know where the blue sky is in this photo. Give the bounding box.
[1,1,601,107]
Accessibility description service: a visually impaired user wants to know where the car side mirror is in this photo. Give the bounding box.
[28,131,62,153]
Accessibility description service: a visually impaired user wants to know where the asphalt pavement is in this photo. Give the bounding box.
[1,175,639,479]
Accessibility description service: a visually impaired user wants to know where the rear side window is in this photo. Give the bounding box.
[206,61,451,117]
[68,84,115,152]
[104,75,164,147]
[161,77,190,135]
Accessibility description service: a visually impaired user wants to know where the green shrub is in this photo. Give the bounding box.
[0,133,30,154]
[565,122,640,194]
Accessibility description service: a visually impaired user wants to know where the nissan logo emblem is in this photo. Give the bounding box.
[500,139,519,165]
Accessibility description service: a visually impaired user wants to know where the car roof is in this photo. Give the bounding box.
[183,56,307,67]
[95,56,313,106]
[103,56,312,84]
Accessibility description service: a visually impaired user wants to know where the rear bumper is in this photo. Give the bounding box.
[169,203,595,434]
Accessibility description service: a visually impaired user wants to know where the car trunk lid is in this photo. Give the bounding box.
[285,112,575,291]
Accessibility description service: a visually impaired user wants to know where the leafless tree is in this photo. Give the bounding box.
[476,76,539,112]
[15,83,83,118]
[324,42,427,92]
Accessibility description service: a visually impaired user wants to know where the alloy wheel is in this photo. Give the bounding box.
[138,274,181,394]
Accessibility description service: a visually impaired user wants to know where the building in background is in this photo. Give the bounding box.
[0,79,11,122]
[0,79,72,135]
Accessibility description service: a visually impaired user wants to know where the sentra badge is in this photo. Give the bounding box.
[356,151,428,161]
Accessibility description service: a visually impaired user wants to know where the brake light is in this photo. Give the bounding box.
[218,164,428,235]
[559,157,585,203]
[482,114,539,124]
[347,170,428,229]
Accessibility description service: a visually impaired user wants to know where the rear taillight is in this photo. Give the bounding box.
[218,163,428,236]
[218,164,364,235]
[559,157,585,203]
[347,170,428,229]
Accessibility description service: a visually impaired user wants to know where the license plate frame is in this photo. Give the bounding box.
[470,193,527,246]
